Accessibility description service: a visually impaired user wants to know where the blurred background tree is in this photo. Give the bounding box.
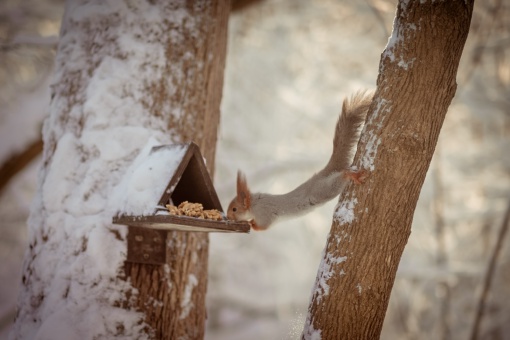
[1,0,509,339]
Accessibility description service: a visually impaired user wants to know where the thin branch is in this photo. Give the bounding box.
[231,0,265,12]
[470,196,510,340]
[0,308,17,335]
[12,34,59,47]
[462,0,504,84]
[432,145,451,340]
[0,139,43,193]
[0,35,59,51]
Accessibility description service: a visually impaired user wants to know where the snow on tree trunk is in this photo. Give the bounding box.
[10,0,229,339]
[302,1,474,339]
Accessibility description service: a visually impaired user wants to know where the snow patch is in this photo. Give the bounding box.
[110,140,187,216]
[334,230,352,245]
[383,27,400,63]
[334,198,358,225]
[381,6,418,71]
[179,274,198,320]
[312,250,347,304]
[361,97,389,171]
[362,132,382,172]
[34,308,80,340]
[302,316,322,340]
[302,245,354,338]
[397,58,415,70]
[401,0,412,10]
[86,223,126,276]
[163,264,173,290]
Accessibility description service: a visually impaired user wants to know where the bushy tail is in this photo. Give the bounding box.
[324,91,373,172]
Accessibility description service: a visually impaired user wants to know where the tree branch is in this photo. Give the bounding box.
[0,139,43,193]
[470,196,510,340]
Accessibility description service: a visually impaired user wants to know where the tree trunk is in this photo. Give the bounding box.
[302,1,474,339]
[11,1,229,339]
[123,2,230,338]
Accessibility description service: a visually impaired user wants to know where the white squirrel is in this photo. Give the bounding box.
[227,91,372,231]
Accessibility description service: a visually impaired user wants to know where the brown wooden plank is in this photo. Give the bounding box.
[113,214,251,233]
[127,226,167,265]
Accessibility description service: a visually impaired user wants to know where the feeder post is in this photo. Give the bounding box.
[121,2,231,339]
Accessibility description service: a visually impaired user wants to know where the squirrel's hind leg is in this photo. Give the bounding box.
[343,169,368,185]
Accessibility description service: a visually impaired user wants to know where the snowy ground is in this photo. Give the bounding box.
[1,1,510,339]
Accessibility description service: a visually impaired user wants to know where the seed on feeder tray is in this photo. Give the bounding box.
[166,201,223,221]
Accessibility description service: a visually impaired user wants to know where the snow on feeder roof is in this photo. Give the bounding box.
[113,142,250,264]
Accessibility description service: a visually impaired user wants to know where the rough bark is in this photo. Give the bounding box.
[12,1,230,339]
[123,2,230,338]
[303,1,474,339]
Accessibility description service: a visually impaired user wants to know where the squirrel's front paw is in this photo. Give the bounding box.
[250,220,268,231]
[343,169,368,185]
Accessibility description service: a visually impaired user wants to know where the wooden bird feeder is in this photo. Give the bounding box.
[113,142,250,265]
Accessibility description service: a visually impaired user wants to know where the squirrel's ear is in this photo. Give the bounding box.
[236,170,251,209]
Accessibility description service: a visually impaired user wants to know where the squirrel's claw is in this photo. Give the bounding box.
[343,169,368,185]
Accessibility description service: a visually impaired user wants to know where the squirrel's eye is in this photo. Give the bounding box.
[232,207,237,212]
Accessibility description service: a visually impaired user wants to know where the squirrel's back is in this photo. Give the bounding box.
[324,91,372,173]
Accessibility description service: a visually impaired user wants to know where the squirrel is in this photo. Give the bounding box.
[227,91,373,231]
